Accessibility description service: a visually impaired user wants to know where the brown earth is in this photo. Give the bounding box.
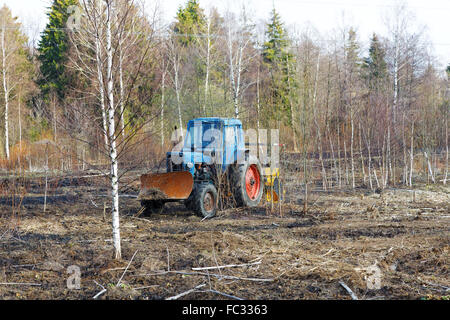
[0,173,448,300]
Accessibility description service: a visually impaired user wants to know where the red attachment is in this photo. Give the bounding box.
[245,164,261,200]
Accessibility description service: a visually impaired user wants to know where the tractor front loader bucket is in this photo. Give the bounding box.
[139,171,194,201]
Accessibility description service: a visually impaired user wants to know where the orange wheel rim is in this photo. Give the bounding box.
[245,164,261,200]
[204,192,214,213]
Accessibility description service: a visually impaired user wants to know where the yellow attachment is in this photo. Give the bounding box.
[263,167,282,203]
[263,167,280,186]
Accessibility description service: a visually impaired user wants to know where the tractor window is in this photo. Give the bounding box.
[225,126,237,146]
[184,122,221,150]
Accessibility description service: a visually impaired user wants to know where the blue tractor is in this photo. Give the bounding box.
[139,118,267,218]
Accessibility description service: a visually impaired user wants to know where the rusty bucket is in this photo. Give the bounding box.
[139,171,194,201]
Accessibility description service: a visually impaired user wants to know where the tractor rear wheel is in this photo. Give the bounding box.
[231,156,264,207]
[140,200,165,216]
[192,183,218,218]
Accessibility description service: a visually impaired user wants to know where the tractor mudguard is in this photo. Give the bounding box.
[139,171,194,201]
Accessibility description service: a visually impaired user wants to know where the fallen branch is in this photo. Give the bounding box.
[420,280,450,292]
[0,230,9,241]
[199,289,243,300]
[134,206,145,218]
[321,248,335,257]
[192,261,261,271]
[117,250,138,287]
[0,282,41,286]
[339,281,358,300]
[90,198,99,208]
[139,270,273,282]
[96,194,138,198]
[93,281,107,299]
[166,283,206,300]
[201,212,215,221]
[11,264,37,268]
[77,239,131,243]
[133,285,159,290]
[74,173,110,179]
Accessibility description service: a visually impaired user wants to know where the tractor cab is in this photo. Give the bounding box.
[168,118,245,175]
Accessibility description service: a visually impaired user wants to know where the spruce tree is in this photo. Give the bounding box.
[173,0,206,46]
[363,33,387,90]
[262,8,296,124]
[263,8,290,65]
[37,0,78,99]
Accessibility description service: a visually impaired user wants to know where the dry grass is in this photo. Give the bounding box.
[0,173,448,300]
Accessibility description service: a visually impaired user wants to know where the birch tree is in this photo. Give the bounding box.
[115,0,142,138]
[70,0,109,147]
[167,35,185,132]
[197,9,221,116]
[0,6,29,160]
[69,0,157,260]
[225,7,255,118]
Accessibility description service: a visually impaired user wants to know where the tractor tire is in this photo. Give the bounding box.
[140,200,165,216]
[184,187,196,210]
[192,183,218,218]
[231,156,264,207]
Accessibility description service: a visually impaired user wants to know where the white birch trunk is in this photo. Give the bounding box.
[393,42,399,124]
[106,2,121,260]
[94,19,108,147]
[203,17,211,116]
[358,122,366,184]
[234,46,243,118]
[337,125,342,188]
[227,22,240,119]
[387,127,393,185]
[344,140,349,185]
[1,24,9,160]
[312,54,326,190]
[53,94,57,142]
[350,112,355,189]
[227,26,236,117]
[174,56,183,132]
[366,133,374,190]
[161,60,166,149]
[424,151,435,183]
[327,127,338,188]
[17,90,22,154]
[256,62,260,134]
[402,114,408,185]
[287,59,297,152]
[409,122,414,187]
[444,117,448,185]
[119,41,125,138]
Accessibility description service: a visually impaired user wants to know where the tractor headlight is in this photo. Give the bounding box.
[187,162,194,169]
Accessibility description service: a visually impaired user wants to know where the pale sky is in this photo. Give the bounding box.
[1,0,449,67]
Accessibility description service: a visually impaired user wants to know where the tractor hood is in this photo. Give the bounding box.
[167,150,217,175]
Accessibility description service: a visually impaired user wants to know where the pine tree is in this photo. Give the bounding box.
[37,0,78,99]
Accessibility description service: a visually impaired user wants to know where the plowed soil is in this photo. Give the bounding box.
[0,173,448,300]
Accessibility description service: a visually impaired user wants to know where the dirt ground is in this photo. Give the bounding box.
[0,173,448,300]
